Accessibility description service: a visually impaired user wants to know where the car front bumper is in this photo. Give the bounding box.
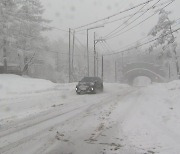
[76,86,94,94]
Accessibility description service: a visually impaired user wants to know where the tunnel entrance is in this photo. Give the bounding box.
[133,76,152,87]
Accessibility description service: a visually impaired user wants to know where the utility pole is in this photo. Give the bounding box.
[122,51,124,67]
[87,29,89,76]
[56,52,59,71]
[97,52,99,77]
[101,55,104,81]
[72,30,75,81]
[173,49,180,79]
[94,32,96,77]
[3,39,7,73]
[2,1,7,73]
[168,61,171,80]
[93,35,106,77]
[69,28,71,83]
[169,24,180,79]
[87,25,104,77]
[115,61,117,82]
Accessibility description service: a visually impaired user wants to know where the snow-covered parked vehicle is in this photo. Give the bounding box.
[75,77,103,94]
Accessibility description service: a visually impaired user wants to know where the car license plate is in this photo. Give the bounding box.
[79,86,87,90]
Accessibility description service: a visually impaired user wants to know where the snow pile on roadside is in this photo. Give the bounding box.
[0,74,55,98]
[0,74,77,124]
[121,80,180,154]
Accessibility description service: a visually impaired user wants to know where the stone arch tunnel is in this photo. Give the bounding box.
[121,62,167,85]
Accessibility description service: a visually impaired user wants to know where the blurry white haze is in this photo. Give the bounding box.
[1,0,180,154]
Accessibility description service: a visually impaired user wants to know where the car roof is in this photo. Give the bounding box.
[81,77,102,82]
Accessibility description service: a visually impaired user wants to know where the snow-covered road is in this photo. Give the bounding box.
[0,75,180,154]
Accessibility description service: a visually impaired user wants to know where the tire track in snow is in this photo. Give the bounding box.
[84,89,139,143]
[0,86,137,154]
[0,90,107,137]
[0,88,134,154]
[38,89,138,154]
[0,105,89,153]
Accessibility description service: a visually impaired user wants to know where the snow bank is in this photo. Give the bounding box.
[121,80,180,154]
[0,74,55,99]
[0,74,77,124]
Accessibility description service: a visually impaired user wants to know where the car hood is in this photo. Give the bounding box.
[77,82,94,87]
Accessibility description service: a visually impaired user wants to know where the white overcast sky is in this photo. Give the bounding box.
[40,0,180,52]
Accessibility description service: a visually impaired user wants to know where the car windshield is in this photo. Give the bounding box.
[80,77,99,82]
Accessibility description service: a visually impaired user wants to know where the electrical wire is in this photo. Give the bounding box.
[104,41,113,52]
[101,41,111,53]
[104,0,171,26]
[99,42,107,52]
[103,17,180,53]
[75,0,172,34]
[73,35,87,49]
[106,0,174,40]
[74,0,155,30]
[105,0,162,39]
[104,27,180,56]
[104,0,153,39]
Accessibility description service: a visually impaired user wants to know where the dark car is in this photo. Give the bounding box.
[75,77,103,94]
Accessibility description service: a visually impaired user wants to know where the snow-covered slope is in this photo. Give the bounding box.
[0,74,180,154]
[118,81,180,154]
[0,74,76,123]
[0,74,55,98]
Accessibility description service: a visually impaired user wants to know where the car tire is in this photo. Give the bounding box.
[101,84,104,92]
[76,92,81,95]
[93,88,97,94]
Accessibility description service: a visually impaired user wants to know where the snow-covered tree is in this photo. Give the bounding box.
[0,0,51,74]
[14,0,51,73]
[148,9,179,78]
[0,0,17,72]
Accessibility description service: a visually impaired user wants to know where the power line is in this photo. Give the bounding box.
[101,41,111,53]
[74,0,155,30]
[99,41,118,56]
[0,26,89,60]
[75,1,159,33]
[104,14,134,25]
[73,35,87,49]
[47,26,69,32]
[104,0,171,26]
[104,0,153,39]
[103,17,180,54]
[99,42,108,52]
[106,0,174,40]
[0,33,92,58]
[105,0,162,39]
[75,0,172,34]
[114,36,150,52]
[104,41,113,52]
[9,44,93,58]
[76,7,151,33]
[104,27,180,56]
